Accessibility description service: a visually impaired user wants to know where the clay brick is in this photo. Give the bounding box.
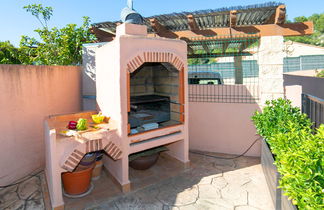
[137,55,143,64]
[68,156,79,164]
[71,152,82,161]
[108,144,117,155]
[74,150,84,157]
[65,160,76,168]
[104,141,112,151]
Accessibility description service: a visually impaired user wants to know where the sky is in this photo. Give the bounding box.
[1,0,323,46]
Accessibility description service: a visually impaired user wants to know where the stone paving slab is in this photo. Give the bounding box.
[86,153,274,210]
[0,170,45,210]
[0,153,274,210]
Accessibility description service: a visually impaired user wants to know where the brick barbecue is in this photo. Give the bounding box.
[44,22,189,209]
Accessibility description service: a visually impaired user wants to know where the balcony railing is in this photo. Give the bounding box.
[302,94,324,128]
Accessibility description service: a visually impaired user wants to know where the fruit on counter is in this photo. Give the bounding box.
[67,121,77,130]
[91,112,106,124]
[76,118,88,131]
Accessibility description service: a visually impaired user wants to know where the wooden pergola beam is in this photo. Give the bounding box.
[147,21,313,39]
[149,18,178,38]
[149,18,168,34]
[188,51,254,59]
[90,27,115,42]
[230,10,237,27]
[275,5,286,24]
[187,15,199,31]
[92,21,313,42]
[266,4,286,24]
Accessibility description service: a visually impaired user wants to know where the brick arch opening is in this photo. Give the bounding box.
[61,138,122,172]
[126,51,185,73]
[126,51,185,135]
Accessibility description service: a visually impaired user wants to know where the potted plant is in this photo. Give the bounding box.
[129,146,168,170]
[252,98,323,210]
[62,152,96,196]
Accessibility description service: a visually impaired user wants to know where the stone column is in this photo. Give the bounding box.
[258,36,284,107]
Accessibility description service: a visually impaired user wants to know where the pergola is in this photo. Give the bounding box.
[91,2,313,59]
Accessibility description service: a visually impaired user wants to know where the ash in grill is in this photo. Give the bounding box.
[128,62,182,133]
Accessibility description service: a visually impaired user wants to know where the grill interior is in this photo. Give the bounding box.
[128,62,182,134]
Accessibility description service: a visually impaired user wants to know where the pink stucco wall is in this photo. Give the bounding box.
[95,23,189,190]
[0,65,81,185]
[189,85,261,156]
[284,85,302,109]
[284,70,324,99]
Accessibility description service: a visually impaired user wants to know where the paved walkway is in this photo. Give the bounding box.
[87,153,274,210]
[0,152,274,210]
[0,170,46,210]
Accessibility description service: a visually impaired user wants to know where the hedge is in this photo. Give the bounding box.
[252,98,324,209]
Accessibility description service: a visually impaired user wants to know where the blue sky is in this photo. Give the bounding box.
[1,0,323,46]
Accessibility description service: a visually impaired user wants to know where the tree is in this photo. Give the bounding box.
[20,4,97,65]
[0,41,21,64]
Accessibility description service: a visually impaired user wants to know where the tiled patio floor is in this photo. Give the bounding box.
[0,152,274,210]
[0,169,48,210]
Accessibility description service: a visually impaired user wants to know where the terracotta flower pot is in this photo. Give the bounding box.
[129,153,159,170]
[62,167,93,195]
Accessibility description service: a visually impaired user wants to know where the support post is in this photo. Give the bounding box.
[274,5,286,24]
[234,56,243,84]
[230,10,237,27]
[258,36,284,107]
[150,18,167,34]
[187,15,199,31]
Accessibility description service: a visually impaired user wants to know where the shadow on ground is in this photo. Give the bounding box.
[83,152,273,210]
[0,152,273,210]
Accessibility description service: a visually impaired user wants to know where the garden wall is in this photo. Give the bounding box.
[0,65,81,185]
[284,70,324,99]
[189,92,261,156]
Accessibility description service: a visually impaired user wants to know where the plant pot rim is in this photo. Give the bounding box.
[64,166,93,175]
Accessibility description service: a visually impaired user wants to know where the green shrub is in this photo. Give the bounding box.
[275,125,324,209]
[252,98,324,209]
[252,98,312,144]
[316,69,324,78]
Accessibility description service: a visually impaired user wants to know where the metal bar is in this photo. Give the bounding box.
[305,94,324,105]
[301,93,324,128]
[82,95,96,99]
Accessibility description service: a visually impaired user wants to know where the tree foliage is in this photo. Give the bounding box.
[0,4,97,65]
[0,41,21,64]
[19,4,97,65]
[252,99,324,209]
[23,4,53,29]
[286,13,324,47]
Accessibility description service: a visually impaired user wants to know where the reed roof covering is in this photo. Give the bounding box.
[92,2,283,34]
